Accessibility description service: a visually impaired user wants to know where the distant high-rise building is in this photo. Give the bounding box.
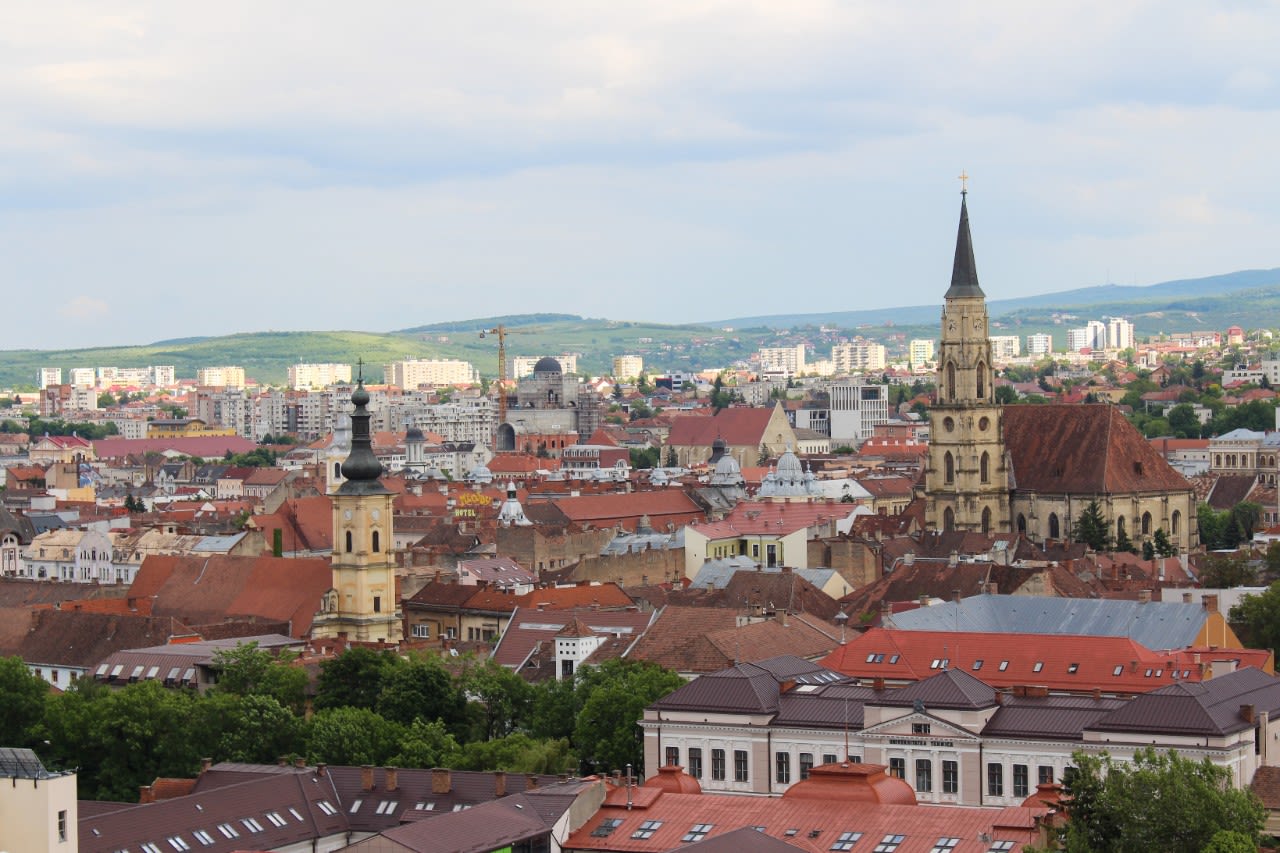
[757,344,806,377]
[196,366,246,389]
[288,363,353,390]
[1086,320,1107,350]
[68,368,96,388]
[989,336,1020,362]
[829,382,890,444]
[38,367,62,390]
[150,365,176,386]
[1026,333,1053,356]
[1066,328,1092,352]
[831,341,887,373]
[1107,317,1135,350]
[384,359,479,389]
[612,355,644,380]
[908,339,935,368]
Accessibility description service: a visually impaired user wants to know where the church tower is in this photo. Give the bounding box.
[311,369,402,643]
[924,189,1011,534]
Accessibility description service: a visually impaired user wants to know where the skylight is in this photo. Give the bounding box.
[831,830,863,851]
[873,834,906,852]
[998,660,1009,671]
[972,659,984,670]
[930,839,960,853]
[681,823,714,842]
[317,801,337,816]
[632,820,663,839]
[591,818,624,837]
[1067,663,1079,674]
[1032,661,1044,673]
[1113,665,1124,676]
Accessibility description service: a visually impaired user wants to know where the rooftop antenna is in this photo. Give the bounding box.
[843,693,851,764]
[625,763,633,810]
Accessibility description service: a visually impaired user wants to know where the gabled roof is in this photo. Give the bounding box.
[688,500,855,538]
[887,594,1213,652]
[1089,666,1280,736]
[490,606,655,669]
[9,610,197,669]
[872,667,996,709]
[546,490,704,525]
[666,406,782,447]
[1003,404,1192,495]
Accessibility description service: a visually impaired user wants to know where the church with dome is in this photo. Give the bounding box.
[923,191,1199,551]
[495,356,605,455]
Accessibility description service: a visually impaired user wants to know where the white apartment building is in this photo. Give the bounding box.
[150,365,176,386]
[1107,317,1136,350]
[828,382,890,445]
[193,388,253,438]
[1026,333,1053,356]
[385,358,480,389]
[613,355,644,380]
[989,335,1020,362]
[908,339,935,368]
[288,362,353,390]
[38,367,62,389]
[832,341,887,373]
[757,344,806,378]
[196,366,246,388]
[68,367,96,387]
[386,394,496,446]
[1066,328,1092,352]
[510,354,578,378]
[96,366,174,387]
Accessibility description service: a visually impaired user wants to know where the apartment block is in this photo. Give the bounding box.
[908,339,935,368]
[510,354,578,378]
[38,367,62,389]
[831,341,887,373]
[757,344,806,377]
[385,359,480,389]
[195,366,246,389]
[989,335,1020,362]
[1107,317,1136,350]
[1026,333,1053,356]
[612,355,644,380]
[828,382,890,445]
[288,362,353,390]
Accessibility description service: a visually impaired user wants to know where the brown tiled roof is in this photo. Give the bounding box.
[1251,765,1280,809]
[1089,666,1280,736]
[491,607,655,669]
[1003,404,1192,494]
[1205,474,1258,510]
[130,555,333,638]
[12,610,197,669]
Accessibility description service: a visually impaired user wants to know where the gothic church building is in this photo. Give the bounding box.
[924,193,1198,551]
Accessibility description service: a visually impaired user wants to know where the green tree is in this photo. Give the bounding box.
[1055,748,1263,853]
[1230,501,1262,544]
[454,733,574,774]
[1151,528,1176,558]
[376,655,467,731]
[1229,582,1280,660]
[528,676,579,742]
[392,717,462,768]
[1071,501,1110,551]
[1200,552,1257,588]
[306,707,405,766]
[1115,525,1135,554]
[209,642,309,714]
[1166,403,1201,438]
[573,659,683,774]
[314,646,398,711]
[629,447,659,469]
[665,445,678,467]
[994,385,1018,404]
[460,658,533,741]
[0,656,48,748]
[196,693,305,764]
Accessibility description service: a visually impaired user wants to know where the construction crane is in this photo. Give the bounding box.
[479,325,510,422]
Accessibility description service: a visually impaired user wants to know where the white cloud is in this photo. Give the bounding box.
[57,295,110,320]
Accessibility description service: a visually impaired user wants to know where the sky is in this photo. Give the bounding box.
[4,2,1280,350]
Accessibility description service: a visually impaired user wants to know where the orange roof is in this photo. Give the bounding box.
[667,406,780,447]
[822,627,1207,694]
[689,500,854,538]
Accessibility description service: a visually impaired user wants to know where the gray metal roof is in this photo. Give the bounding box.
[0,747,60,779]
[1089,666,1280,737]
[872,668,996,710]
[981,695,1127,741]
[888,594,1210,651]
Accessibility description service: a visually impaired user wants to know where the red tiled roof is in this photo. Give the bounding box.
[667,406,779,447]
[822,627,1206,694]
[548,491,703,526]
[93,436,259,458]
[689,500,854,538]
[490,607,655,669]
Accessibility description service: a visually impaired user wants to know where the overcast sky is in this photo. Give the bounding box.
[4,2,1280,349]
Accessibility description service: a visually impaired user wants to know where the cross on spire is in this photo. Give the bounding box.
[958,170,969,195]
[356,357,364,384]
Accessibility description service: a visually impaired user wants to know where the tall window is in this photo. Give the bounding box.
[1172,510,1181,535]
[1117,516,1126,539]
[1013,764,1029,798]
[1038,765,1054,785]
[915,758,932,792]
[980,451,990,483]
[942,760,958,794]
[58,809,67,842]
[946,362,956,401]
[987,763,1004,796]
[345,531,353,553]
[982,506,992,534]
[799,753,814,780]
[976,362,986,399]
[688,748,702,778]
[1017,513,1026,533]
[1141,512,1152,536]
[775,752,791,784]
[944,451,955,484]
[711,749,726,781]
[1048,513,1060,539]
[372,530,380,552]
[889,757,905,779]
[373,596,381,613]
[943,507,955,531]
[665,746,679,767]
[734,750,749,782]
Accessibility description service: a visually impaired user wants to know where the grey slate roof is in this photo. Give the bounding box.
[1088,666,1280,737]
[888,594,1210,651]
[651,656,849,715]
[981,695,1127,741]
[871,668,996,710]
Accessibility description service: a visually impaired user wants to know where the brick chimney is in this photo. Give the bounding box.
[494,770,507,797]
[385,767,398,792]
[1138,589,1152,604]
[316,763,326,777]
[200,757,213,774]
[952,589,962,603]
[1183,592,1193,604]
[1203,593,1219,614]
[525,774,539,791]
[432,768,451,794]
[1241,704,1256,724]
[139,785,155,804]
[361,765,374,791]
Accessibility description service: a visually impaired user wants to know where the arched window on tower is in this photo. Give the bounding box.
[943,507,955,532]
[976,362,986,400]
[946,362,956,402]
[1117,516,1126,540]
[944,452,955,485]
[334,462,341,479]
[1171,510,1181,536]
[345,531,353,553]
[981,506,992,533]
[980,451,990,484]
[1017,513,1026,533]
[372,530,381,553]
[1048,513,1060,540]
[1141,512,1152,536]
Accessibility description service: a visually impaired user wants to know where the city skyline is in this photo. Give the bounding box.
[4,3,1280,349]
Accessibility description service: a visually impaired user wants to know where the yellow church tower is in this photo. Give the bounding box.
[311,368,402,643]
[924,185,1012,534]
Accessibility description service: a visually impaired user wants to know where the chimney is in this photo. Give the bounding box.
[525,774,539,791]
[494,770,507,797]
[139,785,155,804]
[1241,704,1256,724]
[948,550,959,568]
[200,757,213,774]
[903,551,915,566]
[872,677,885,691]
[361,765,374,792]
[1138,589,1151,604]
[986,582,999,595]
[432,768,451,794]
[994,691,1004,705]
[1183,592,1193,604]
[1203,594,1219,614]
[316,763,326,777]
[385,767,398,792]
[952,589,962,604]
[918,593,928,606]
[294,757,306,769]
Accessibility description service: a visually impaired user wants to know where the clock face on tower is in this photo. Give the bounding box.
[372,509,380,521]
[344,510,353,520]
